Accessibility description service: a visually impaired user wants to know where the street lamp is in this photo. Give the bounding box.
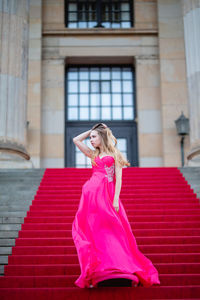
[175,112,189,167]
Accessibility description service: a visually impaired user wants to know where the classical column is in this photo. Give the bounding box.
[182,0,200,165]
[0,0,30,165]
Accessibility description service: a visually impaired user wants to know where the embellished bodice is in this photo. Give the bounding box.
[92,155,115,183]
[104,164,115,182]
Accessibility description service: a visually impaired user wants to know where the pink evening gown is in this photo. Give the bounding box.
[72,155,161,288]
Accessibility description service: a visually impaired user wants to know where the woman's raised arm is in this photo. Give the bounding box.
[73,129,93,158]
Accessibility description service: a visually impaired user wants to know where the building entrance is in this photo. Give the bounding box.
[65,65,138,167]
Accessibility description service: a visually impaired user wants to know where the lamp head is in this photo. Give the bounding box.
[175,112,189,136]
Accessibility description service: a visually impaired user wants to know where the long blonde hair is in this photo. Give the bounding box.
[90,123,131,167]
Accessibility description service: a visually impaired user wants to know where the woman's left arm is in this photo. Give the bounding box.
[113,162,122,204]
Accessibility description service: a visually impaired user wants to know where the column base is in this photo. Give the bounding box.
[0,152,34,169]
[187,145,200,167]
[187,156,200,167]
[0,140,30,160]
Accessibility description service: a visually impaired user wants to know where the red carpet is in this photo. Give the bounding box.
[0,167,200,299]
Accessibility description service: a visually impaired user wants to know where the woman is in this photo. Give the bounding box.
[72,123,161,289]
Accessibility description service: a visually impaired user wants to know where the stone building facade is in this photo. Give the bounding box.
[0,0,199,168]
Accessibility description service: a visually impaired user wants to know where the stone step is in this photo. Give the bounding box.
[0,225,21,231]
[179,167,200,199]
[0,239,16,247]
[0,197,34,202]
[0,175,43,178]
[0,177,41,180]
[0,205,32,212]
[0,179,42,183]
[0,217,26,224]
[1,198,35,204]
[0,231,19,238]
[1,195,37,200]
[0,200,33,205]
[0,185,40,189]
[0,265,5,275]
[0,247,12,255]
[0,169,44,276]
[0,256,8,264]
[0,212,27,217]
[0,182,41,186]
[0,169,45,173]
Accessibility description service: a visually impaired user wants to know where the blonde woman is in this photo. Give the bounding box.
[72,123,160,289]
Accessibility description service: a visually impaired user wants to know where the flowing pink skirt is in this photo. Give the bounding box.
[72,156,161,288]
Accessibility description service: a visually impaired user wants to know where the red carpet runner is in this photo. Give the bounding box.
[0,167,200,299]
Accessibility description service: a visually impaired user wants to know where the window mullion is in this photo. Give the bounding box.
[130,0,134,27]
[95,0,102,28]
[78,67,80,120]
[109,0,112,28]
[110,79,112,119]
[99,80,101,119]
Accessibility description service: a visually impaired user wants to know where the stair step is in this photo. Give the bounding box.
[0,212,27,217]
[0,274,199,287]
[11,244,200,255]
[28,203,200,210]
[0,231,19,238]
[0,206,32,212]
[0,239,16,246]
[13,236,200,246]
[7,253,200,265]
[38,185,191,190]
[21,221,200,230]
[36,191,194,195]
[4,263,200,276]
[26,208,200,217]
[0,217,25,224]
[33,198,198,204]
[0,247,12,255]
[0,224,21,231]
[0,286,200,300]
[18,228,200,238]
[23,215,200,222]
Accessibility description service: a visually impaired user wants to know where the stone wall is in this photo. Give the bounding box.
[24,0,192,167]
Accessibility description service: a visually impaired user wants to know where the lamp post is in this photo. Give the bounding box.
[175,112,189,167]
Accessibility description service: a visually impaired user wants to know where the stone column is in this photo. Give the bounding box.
[0,0,31,167]
[182,0,200,165]
[157,0,189,167]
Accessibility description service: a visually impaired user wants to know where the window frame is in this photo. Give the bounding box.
[65,64,137,122]
[64,0,134,29]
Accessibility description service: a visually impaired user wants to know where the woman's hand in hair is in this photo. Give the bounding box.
[92,123,107,130]
[102,123,107,129]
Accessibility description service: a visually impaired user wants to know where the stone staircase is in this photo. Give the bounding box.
[0,167,199,279]
[0,169,45,276]
[179,167,200,200]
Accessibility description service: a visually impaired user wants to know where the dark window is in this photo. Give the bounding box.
[66,66,135,121]
[65,0,134,29]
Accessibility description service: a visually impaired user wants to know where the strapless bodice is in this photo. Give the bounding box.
[92,155,115,183]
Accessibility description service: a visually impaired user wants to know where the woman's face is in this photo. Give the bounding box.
[90,130,102,148]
